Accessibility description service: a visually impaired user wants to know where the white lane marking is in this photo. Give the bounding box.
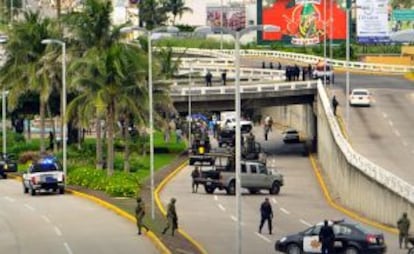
[388,120,393,127]
[280,208,290,215]
[4,196,15,202]
[41,215,51,223]
[300,219,312,227]
[230,215,237,222]
[394,130,401,137]
[412,150,414,154]
[24,204,35,211]
[403,141,408,147]
[255,232,272,243]
[382,112,388,119]
[214,195,218,201]
[218,204,226,212]
[64,242,73,254]
[54,226,62,236]
[271,198,278,204]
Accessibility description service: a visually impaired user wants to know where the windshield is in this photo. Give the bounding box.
[31,163,61,173]
[353,91,368,96]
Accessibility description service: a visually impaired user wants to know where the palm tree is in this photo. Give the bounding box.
[0,11,58,153]
[138,0,168,29]
[68,43,149,175]
[162,0,192,25]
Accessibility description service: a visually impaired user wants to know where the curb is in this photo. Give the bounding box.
[308,153,398,234]
[154,161,209,254]
[7,174,171,254]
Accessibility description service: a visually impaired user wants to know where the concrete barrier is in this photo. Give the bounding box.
[316,80,414,226]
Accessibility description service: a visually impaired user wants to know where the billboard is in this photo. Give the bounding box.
[356,0,389,43]
[390,1,414,34]
[206,6,246,31]
[259,0,347,45]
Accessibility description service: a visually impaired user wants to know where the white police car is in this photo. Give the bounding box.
[22,156,65,196]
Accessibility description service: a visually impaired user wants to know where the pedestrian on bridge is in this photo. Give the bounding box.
[332,95,339,116]
[259,197,273,234]
[205,71,213,87]
[221,70,227,86]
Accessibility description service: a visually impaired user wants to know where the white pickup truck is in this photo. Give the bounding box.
[22,156,65,196]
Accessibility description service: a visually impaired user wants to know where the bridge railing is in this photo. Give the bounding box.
[171,47,414,73]
[170,80,317,96]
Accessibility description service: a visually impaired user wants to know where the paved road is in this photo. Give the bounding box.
[333,74,414,185]
[160,127,403,253]
[0,180,158,254]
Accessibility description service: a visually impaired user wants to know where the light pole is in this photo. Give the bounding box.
[2,90,8,155]
[188,62,194,149]
[220,0,224,50]
[120,25,179,220]
[41,39,67,179]
[223,24,280,254]
[345,7,350,131]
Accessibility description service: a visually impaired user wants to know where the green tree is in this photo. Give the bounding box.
[162,0,192,25]
[0,11,58,153]
[138,0,168,30]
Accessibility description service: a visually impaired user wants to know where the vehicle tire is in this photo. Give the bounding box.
[286,243,302,254]
[23,184,28,194]
[408,248,414,254]
[3,174,7,179]
[30,188,36,196]
[59,187,65,194]
[344,246,359,254]
[269,182,280,195]
[205,185,215,194]
[227,181,236,195]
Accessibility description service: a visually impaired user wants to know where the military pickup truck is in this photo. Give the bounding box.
[195,154,283,195]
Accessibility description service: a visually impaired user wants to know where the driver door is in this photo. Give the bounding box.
[303,225,322,253]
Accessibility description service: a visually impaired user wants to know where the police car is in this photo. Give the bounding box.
[22,156,65,196]
[275,220,386,254]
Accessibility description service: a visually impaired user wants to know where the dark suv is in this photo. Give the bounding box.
[218,129,235,147]
[0,153,18,179]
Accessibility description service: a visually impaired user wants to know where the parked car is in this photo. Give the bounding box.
[22,155,65,196]
[282,128,300,143]
[275,219,386,254]
[349,89,371,107]
[0,153,18,179]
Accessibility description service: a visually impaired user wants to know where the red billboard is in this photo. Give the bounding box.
[260,0,347,45]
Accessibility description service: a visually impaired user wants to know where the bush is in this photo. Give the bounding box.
[18,151,40,164]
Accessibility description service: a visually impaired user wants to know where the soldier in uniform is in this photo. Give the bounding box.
[162,198,178,236]
[397,212,411,249]
[191,166,201,193]
[135,197,149,235]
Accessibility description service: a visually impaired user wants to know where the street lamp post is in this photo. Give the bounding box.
[2,90,8,154]
[41,39,67,179]
[223,24,280,254]
[120,25,179,220]
[345,7,350,131]
[220,0,224,50]
[188,63,193,149]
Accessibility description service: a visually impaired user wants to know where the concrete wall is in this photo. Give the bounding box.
[363,56,412,66]
[316,82,414,226]
[259,103,315,141]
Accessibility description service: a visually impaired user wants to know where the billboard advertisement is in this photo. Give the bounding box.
[206,6,246,31]
[259,0,347,45]
[356,0,389,43]
[390,0,414,34]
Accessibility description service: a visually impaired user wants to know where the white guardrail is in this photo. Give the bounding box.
[170,80,317,96]
[318,80,414,203]
[172,47,414,74]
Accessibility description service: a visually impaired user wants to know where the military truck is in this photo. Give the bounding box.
[195,153,283,195]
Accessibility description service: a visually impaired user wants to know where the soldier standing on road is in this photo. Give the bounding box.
[162,198,178,236]
[259,197,273,234]
[397,212,411,249]
[191,166,201,193]
[319,220,335,254]
[135,197,149,235]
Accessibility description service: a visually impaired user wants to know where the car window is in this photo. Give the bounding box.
[30,163,60,173]
[241,164,246,173]
[304,225,321,235]
[353,91,368,96]
[333,225,352,235]
[250,165,257,173]
[259,164,267,174]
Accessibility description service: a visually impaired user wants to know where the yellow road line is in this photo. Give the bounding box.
[9,174,171,254]
[154,161,209,254]
[309,154,398,234]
